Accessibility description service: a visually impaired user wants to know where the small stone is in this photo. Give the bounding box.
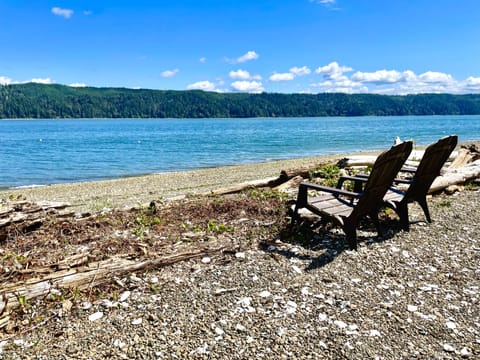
[334,320,347,329]
[291,265,302,274]
[285,300,297,314]
[119,291,131,302]
[259,290,271,298]
[369,329,381,337]
[443,343,455,352]
[201,257,211,264]
[235,252,245,259]
[88,311,103,322]
[407,304,418,312]
[460,347,472,357]
[446,321,457,329]
[131,318,142,325]
[235,324,247,332]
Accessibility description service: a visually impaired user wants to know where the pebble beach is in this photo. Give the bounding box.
[1,144,479,359]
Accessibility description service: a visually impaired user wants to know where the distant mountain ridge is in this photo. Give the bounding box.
[1,83,480,119]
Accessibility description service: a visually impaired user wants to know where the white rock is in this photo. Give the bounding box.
[446,321,457,329]
[201,257,211,264]
[267,245,276,252]
[235,324,247,332]
[113,339,126,348]
[258,290,271,298]
[319,341,328,349]
[214,327,224,335]
[291,264,302,274]
[150,276,159,284]
[369,329,381,337]
[460,347,472,357]
[119,291,131,302]
[318,313,328,322]
[301,287,311,296]
[285,301,297,314]
[235,252,246,259]
[88,311,104,322]
[443,343,455,352]
[81,301,92,310]
[334,320,347,329]
[131,318,143,325]
[407,304,418,312]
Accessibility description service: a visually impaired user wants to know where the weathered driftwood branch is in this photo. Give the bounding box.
[199,177,279,196]
[0,244,231,315]
[273,175,304,192]
[0,201,71,231]
[429,160,480,193]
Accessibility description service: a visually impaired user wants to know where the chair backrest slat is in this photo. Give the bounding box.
[406,135,458,199]
[352,141,413,217]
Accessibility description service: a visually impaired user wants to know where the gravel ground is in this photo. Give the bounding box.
[1,189,479,359]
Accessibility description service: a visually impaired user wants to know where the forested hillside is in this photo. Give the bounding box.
[1,83,480,119]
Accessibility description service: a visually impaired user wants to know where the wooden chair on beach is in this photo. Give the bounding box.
[291,141,413,250]
[337,135,458,231]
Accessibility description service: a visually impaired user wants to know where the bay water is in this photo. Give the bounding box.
[1,115,479,189]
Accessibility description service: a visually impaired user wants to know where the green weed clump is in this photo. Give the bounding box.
[309,164,341,187]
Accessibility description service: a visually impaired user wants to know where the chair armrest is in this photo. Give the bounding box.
[300,181,362,198]
[337,175,369,192]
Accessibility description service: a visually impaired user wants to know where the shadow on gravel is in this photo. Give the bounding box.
[262,215,405,270]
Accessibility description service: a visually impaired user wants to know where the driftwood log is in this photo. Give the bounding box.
[429,159,480,193]
[0,244,232,319]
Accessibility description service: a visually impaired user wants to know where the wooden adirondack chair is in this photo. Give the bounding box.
[383,135,458,230]
[337,135,458,231]
[292,141,413,250]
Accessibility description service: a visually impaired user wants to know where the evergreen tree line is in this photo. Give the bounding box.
[1,83,480,119]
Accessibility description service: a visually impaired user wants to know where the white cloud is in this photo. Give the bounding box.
[310,0,336,4]
[352,70,405,84]
[199,57,207,63]
[269,72,295,82]
[69,83,87,87]
[290,66,311,76]
[315,62,353,80]
[229,69,251,80]
[231,81,264,93]
[187,80,216,91]
[418,71,453,83]
[31,78,54,84]
[161,69,179,78]
[51,7,74,19]
[234,51,259,64]
[229,69,262,81]
[0,76,13,85]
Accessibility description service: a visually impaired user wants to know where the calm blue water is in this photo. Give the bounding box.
[1,116,479,188]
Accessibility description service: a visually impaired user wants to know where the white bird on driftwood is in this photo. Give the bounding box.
[394,136,402,145]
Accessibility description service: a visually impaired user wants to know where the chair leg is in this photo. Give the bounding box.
[417,197,432,223]
[396,201,410,231]
[343,219,358,251]
[369,211,382,237]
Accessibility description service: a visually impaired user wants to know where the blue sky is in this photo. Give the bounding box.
[1,0,479,94]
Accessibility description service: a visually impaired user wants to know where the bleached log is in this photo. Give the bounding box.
[448,148,479,169]
[337,150,459,169]
[337,156,378,168]
[0,244,231,314]
[273,175,304,192]
[200,177,279,196]
[429,160,480,193]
